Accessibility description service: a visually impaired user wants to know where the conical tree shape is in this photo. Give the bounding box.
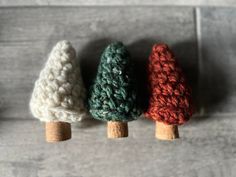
[145,44,193,140]
[88,42,141,138]
[30,40,86,142]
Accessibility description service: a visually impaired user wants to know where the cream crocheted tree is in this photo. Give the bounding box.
[30,40,86,142]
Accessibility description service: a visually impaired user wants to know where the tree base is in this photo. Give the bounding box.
[155,121,179,140]
[107,121,128,138]
[45,121,71,142]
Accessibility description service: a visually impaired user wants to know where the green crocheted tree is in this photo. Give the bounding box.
[88,42,141,138]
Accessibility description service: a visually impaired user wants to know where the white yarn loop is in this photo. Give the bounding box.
[30,40,86,123]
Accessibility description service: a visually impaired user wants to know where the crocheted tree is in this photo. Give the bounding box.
[30,40,86,142]
[145,44,193,140]
[88,42,141,138]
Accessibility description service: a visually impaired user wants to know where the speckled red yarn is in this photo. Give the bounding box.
[145,44,193,125]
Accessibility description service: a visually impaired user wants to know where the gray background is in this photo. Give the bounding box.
[0,1,236,177]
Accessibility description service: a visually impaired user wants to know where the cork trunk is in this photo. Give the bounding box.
[45,121,71,142]
[155,121,179,140]
[107,121,128,138]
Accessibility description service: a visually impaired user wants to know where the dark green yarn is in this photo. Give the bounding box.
[88,42,141,122]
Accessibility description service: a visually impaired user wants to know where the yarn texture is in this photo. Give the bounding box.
[30,40,86,123]
[88,42,141,122]
[145,44,193,125]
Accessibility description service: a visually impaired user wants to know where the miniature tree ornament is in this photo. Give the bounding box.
[145,44,193,140]
[88,42,141,138]
[30,41,86,142]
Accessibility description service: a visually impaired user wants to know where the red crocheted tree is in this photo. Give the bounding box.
[145,44,193,140]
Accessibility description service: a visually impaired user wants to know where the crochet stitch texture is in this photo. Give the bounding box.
[30,40,86,123]
[88,42,141,122]
[145,44,193,125]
